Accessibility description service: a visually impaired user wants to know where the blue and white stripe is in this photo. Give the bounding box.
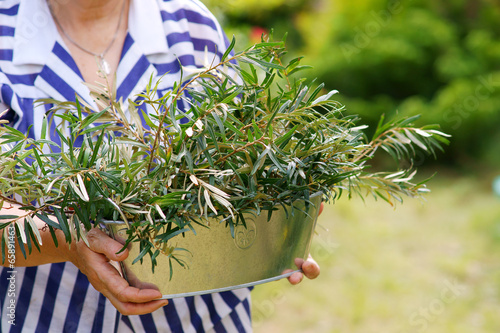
[0,0,252,331]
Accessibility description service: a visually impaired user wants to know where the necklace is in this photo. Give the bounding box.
[48,0,126,75]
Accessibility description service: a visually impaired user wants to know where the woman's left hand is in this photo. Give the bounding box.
[287,202,324,285]
[287,254,321,285]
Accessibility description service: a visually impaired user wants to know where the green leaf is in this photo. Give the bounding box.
[253,41,284,48]
[1,231,6,264]
[35,213,60,230]
[141,110,156,129]
[156,227,189,242]
[53,208,71,243]
[132,243,152,265]
[75,97,83,121]
[275,125,299,147]
[404,129,428,151]
[79,123,112,135]
[40,115,48,141]
[221,35,236,62]
[0,215,18,220]
[35,139,60,148]
[251,147,269,176]
[238,68,257,85]
[287,65,313,76]
[32,148,47,175]
[27,216,42,247]
[89,131,106,165]
[267,148,286,174]
[48,226,59,248]
[311,89,339,105]
[55,128,69,146]
[221,87,243,104]
[211,111,226,136]
[261,73,276,90]
[222,119,244,138]
[14,223,27,259]
[2,125,25,139]
[149,191,191,206]
[24,219,34,254]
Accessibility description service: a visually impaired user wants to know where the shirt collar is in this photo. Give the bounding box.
[13,0,57,65]
[13,0,168,66]
[128,0,168,55]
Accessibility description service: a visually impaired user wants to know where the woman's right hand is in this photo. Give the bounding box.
[1,203,168,315]
[66,228,169,315]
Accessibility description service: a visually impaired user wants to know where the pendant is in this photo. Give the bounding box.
[99,57,111,75]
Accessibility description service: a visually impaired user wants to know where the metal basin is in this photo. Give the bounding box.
[105,194,322,299]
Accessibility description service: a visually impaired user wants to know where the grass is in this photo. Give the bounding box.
[251,175,500,333]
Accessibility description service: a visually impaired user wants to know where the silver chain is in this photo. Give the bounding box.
[48,0,126,74]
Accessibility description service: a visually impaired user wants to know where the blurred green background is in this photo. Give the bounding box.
[205,0,500,171]
[201,0,500,331]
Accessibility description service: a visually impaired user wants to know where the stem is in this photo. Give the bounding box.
[0,195,63,225]
[214,136,267,165]
[0,194,22,207]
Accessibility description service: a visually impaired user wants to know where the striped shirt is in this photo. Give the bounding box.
[0,0,252,332]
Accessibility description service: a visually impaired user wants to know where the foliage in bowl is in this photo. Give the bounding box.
[0,37,449,274]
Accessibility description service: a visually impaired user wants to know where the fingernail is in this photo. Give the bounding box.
[115,249,127,258]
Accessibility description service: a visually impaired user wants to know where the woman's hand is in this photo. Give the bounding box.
[287,254,321,285]
[287,202,323,285]
[66,228,169,315]
[0,204,168,315]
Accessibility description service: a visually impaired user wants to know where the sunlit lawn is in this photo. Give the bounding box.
[252,175,500,333]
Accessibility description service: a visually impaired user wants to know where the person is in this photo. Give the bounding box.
[0,0,321,332]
